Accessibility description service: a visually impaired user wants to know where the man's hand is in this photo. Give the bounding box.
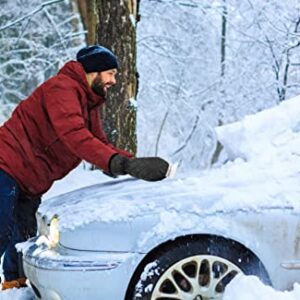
[109,155,169,181]
[125,157,169,181]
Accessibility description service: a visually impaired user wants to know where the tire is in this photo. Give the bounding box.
[127,235,271,300]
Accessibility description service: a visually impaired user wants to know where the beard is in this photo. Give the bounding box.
[91,77,107,97]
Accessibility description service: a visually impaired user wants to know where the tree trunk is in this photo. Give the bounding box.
[221,0,227,78]
[77,0,98,44]
[94,0,139,154]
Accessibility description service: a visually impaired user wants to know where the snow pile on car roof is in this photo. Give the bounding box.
[216,94,300,163]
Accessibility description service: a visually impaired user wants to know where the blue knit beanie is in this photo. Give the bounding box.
[76,45,118,73]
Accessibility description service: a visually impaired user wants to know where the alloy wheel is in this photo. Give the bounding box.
[151,255,241,300]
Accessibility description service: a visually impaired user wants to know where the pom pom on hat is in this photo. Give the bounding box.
[76,45,118,73]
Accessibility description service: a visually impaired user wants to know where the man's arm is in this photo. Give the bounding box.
[44,84,118,172]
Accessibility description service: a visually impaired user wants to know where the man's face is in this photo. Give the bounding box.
[91,69,117,97]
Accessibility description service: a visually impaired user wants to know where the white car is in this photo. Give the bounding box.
[23,96,300,300]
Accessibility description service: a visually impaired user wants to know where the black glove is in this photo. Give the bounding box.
[126,157,169,181]
[109,154,130,176]
[109,155,169,181]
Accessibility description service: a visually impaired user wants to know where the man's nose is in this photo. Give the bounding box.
[111,76,117,85]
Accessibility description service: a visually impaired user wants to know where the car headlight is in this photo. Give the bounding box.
[48,216,60,248]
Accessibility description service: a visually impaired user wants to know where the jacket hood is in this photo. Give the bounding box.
[58,61,106,108]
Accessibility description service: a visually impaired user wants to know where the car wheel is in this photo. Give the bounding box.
[128,236,270,300]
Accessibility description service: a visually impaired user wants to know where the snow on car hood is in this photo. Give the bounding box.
[39,95,300,231]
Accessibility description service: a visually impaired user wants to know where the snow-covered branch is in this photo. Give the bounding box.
[0,0,64,31]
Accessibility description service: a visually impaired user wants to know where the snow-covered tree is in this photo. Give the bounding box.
[137,0,300,171]
[0,0,85,124]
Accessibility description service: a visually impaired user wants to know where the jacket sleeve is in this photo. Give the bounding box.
[90,108,134,158]
[44,84,118,172]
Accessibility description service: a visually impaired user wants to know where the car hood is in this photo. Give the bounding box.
[39,156,299,233]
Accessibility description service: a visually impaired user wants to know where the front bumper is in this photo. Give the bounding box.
[23,237,142,300]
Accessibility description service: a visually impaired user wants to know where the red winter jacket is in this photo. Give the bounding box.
[0,61,133,196]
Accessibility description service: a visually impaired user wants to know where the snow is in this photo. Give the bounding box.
[2,5,300,299]
[2,68,300,299]
[136,0,300,172]
[37,94,300,234]
[216,94,300,163]
[223,275,300,300]
[135,261,158,297]
[43,163,111,200]
[0,288,34,300]
[0,95,299,298]
[1,94,298,299]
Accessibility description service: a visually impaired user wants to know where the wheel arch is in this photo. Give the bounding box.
[125,233,272,299]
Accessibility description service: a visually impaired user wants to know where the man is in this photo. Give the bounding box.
[0,45,169,289]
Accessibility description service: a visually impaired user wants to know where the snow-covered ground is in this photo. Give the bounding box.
[2,95,300,299]
[0,288,35,300]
